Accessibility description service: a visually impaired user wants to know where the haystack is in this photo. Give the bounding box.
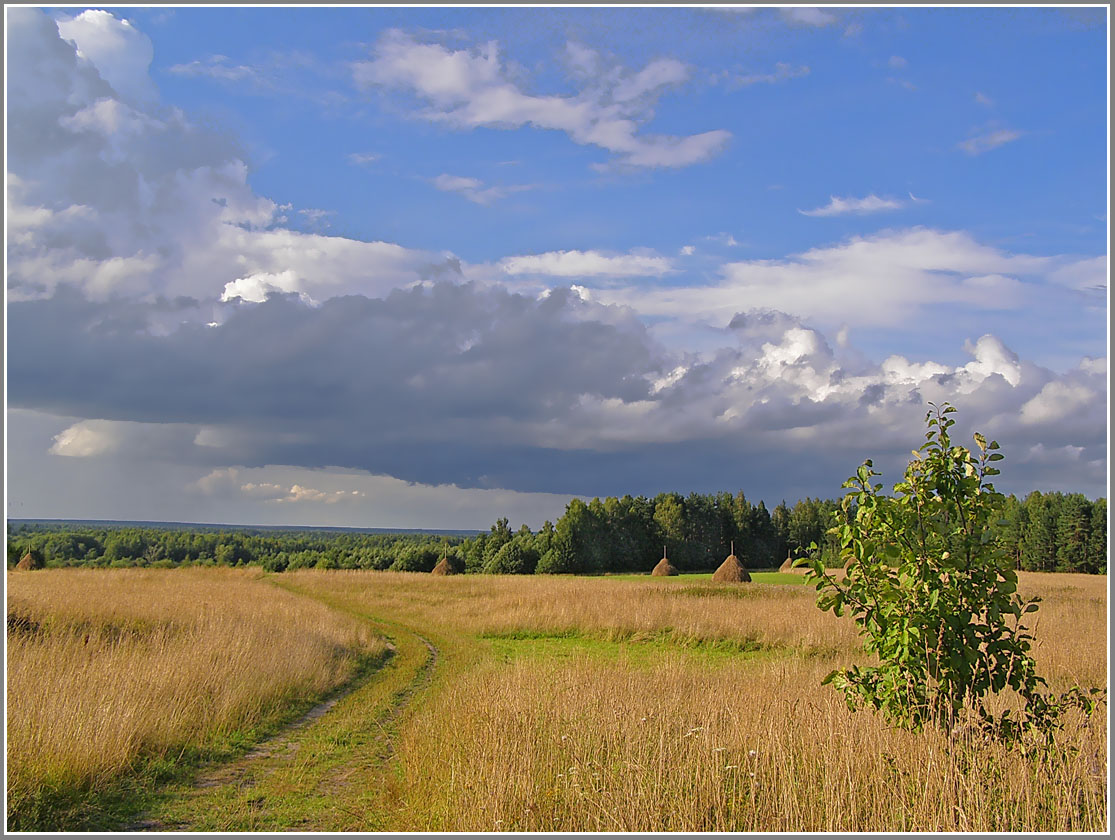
[430,556,457,576]
[712,542,750,583]
[16,551,44,571]
[779,555,806,574]
[650,547,679,576]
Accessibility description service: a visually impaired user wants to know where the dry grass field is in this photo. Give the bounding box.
[6,567,1108,832]
[6,567,386,829]
[284,569,1108,832]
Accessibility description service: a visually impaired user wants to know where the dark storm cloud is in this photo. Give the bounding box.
[10,286,1106,501]
[9,283,662,478]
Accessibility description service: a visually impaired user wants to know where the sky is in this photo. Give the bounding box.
[4,4,1109,530]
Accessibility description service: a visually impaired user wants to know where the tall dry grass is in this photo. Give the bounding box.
[6,567,386,827]
[285,569,1107,832]
[396,654,1106,831]
[285,570,863,653]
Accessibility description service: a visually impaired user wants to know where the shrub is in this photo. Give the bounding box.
[803,403,1104,745]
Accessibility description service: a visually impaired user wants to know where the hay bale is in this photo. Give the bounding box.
[712,551,751,583]
[779,556,807,574]
[651,555,679,576]
[430,556,457,576]
[15,551,44,571]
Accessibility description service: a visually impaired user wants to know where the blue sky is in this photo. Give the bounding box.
[5,5,1109,529]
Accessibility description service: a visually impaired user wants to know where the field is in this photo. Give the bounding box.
[6,567,1108,831]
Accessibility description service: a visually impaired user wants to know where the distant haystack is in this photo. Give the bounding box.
[651,547,679,577]
[779,556,807,574]
[431,556,457,576]
[712,542,751,583]
[16,551,44,571]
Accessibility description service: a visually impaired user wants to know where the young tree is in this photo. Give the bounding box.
[803,403,1103,744]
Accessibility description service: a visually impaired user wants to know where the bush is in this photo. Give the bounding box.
[803,403,1104,745]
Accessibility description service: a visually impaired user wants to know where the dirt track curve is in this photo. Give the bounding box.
[129,617,439,832]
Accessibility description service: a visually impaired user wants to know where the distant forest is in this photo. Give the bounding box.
[7,490,1107,575]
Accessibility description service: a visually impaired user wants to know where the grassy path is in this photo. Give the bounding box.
[132,578,443,832]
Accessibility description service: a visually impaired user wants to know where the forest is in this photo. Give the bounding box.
[8,489,1106,575]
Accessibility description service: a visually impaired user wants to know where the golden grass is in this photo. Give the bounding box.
[6,567,386,827]
[282,569,1108,832]
[397,655,1106,831]
[7,566,1106,832]
[284,570,862,653]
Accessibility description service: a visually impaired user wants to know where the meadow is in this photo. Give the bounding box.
[5,566,1108,831]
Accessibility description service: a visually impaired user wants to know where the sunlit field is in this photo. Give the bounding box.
[6,568,386,829]
[6,567,1107,831]
[288,569,1108,832]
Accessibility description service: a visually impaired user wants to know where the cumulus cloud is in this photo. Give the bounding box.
[799,194,906,217]
[1019,381,1099,425]
[352,30,730,169]
[6,8,451,307]
[55,9,157,103]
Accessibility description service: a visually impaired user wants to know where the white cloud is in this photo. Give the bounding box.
[49,417,204,459]
[236,479,365,504]
[55,9,156,103]
[190,467,242,494]
[430,173,533,205]
[50,420,123,457]
[592,228,1060,329]
[298,208,335,227]
[960,335,1022,387]
[352,30,730,169]
[782,7,837,26]
[1048,255,1107,294]
[958,127,1022,155]
[221,270,302,303]
[347,151,381,166]
[168,55,261,83]
[7,9,453,308]
[799,194,905,217]
[613,58,689,102]
[500,250,674,278]
[564,41,602,79]
[185,465,575,527]
[725,62,810,87]
[974,91,994,107]
[1019,381,1098,425]
[888,55,908,69]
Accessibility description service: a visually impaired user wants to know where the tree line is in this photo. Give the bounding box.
[7,489,1106,575]
[5,524,471,574]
